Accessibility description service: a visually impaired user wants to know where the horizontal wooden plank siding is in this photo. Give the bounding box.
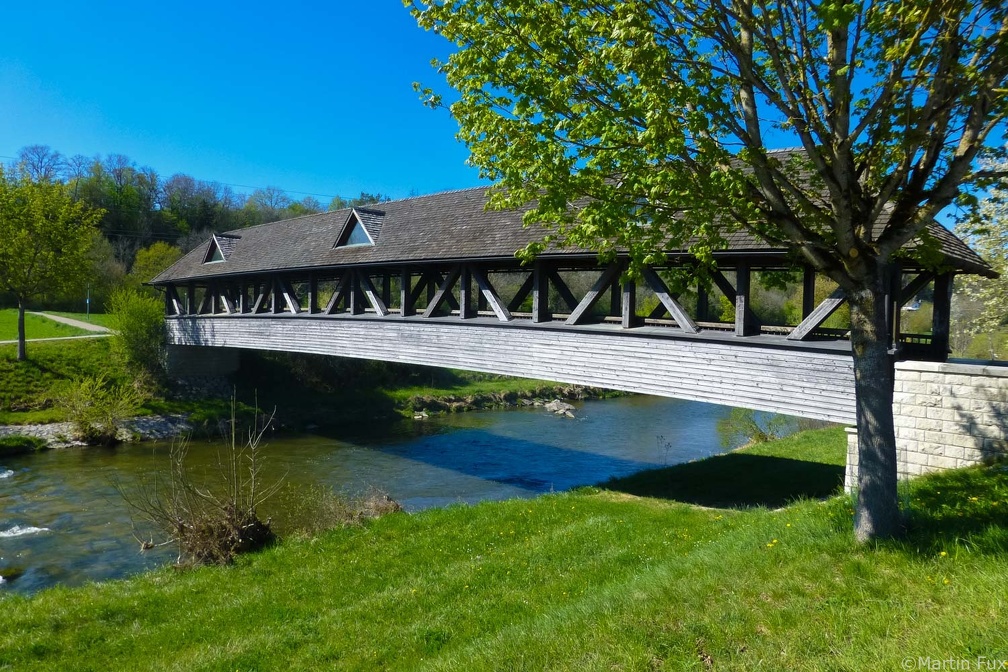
[167,316,857,424]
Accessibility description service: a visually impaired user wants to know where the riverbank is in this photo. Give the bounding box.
[0,414,192,452]
[1,427,1005,670]
[1,337,616,445]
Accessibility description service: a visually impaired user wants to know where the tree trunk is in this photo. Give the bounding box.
[16,299,27,361]
[847,274,901,541]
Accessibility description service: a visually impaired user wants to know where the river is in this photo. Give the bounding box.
[1,395,738,594]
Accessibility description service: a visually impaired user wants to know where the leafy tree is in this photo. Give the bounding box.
[128,241,184,294]
[0,168,104,360]
[956,160,1008,359]
[328,192,391,211]
[410,0,1008,540]
[108,287,167,384]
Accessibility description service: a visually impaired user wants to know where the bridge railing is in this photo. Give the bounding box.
[160,258,954,362]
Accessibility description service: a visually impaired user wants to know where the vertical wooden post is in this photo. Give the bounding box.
[931,273,953,361]
[696,282,709,322]
[307,274,318,314]
[532,262,550,323]
[609,280,621,317]
[382,273,391,307]
[802,266,816,319]
[621,280,637,329]
[735,263,758,336]
[350,272,364,315]
[271,278,281,314]
[476,271,488,313]
[186,283,195,315]
[459,266,475,319]
[400,269,414,317]
[886,265,901,350]
[238,283,247,314]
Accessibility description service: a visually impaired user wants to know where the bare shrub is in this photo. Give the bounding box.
[120,406,283,565]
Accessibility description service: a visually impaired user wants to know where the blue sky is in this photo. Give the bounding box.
[0,1,479,201]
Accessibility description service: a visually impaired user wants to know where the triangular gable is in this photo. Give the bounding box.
[202,234,240,264]
[334,209,381,248]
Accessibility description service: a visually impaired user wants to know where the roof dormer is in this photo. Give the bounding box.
[202,234,240,264]
[334,208,385,248]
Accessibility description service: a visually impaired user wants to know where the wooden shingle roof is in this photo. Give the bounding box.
[152,183,994,284]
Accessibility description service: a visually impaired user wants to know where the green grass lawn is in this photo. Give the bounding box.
[0,308,94,341]
[1,427,1005,670]
[0,338,128,424]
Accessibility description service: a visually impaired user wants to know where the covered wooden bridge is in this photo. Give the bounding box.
[151,186,993,425]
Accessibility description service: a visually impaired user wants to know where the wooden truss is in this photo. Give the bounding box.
[163,258,956,361]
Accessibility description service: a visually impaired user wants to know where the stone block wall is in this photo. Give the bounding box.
[845,360,1008,491]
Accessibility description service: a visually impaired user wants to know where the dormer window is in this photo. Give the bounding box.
[343,218,373,246]
[202,234,239,264]
[334,208,384,248]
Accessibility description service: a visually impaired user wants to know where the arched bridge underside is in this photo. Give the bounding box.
[168,314,857,424]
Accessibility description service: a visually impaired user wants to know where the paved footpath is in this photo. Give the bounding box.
[30,312,111,333]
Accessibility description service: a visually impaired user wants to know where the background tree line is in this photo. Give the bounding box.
[3,144,389,311]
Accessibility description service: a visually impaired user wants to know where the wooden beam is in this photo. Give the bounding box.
[359,273,390,317]
[886,265,901,349]
[218,285,236,315]
[308,274,318,314]
[788,287,846,340]
[324,271,352,315]
[641,268,699,334]
[734,263,759,337]
[695,283,709,322]
[472,267,513,322]
[507,272,535,312]
[459,266,475,319]
[548,270,580,312]
[711,269,737,303]
[422,267,462,318]
[899,271,935,306]
[382,274,391,307]
[271,278,282,314]
[610,280,621,318]
[165,285,184,316]
[408,270,429,310]
[565,264,622,326]
[349,273,364,315]
[802,266,816,318]
[532,263,550,323]
[400,269,415,317]
[197,287,213,315]
[621,280,638,328]
[186,283,195,315]
[251,283,269,314]
[278,279,301,314]
[931,273,953,360]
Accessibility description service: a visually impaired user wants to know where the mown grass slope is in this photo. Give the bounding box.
[0,309,93,341]
[1,428,1005,671]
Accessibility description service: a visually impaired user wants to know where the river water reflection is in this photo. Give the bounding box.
[1,395,735,594]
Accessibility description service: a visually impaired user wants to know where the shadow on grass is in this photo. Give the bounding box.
[602,452,844,509]
[894,463,1008,556]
